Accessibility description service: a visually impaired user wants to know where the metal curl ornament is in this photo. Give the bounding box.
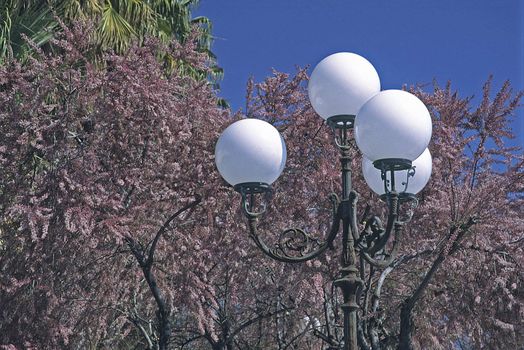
[244,193,341,263]
[276,228,323,256]
[401,165,417,193]
[327,115,355,150]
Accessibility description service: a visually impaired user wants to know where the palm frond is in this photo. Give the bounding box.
[0,1,57,62]
[98,1,136,52]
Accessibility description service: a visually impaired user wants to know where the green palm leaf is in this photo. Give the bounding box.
[1,0,225,104]
[0,0,57,62]
[99,1,136,52]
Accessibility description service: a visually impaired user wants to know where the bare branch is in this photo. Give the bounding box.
[398,217,477,350]
[146,196,202,268]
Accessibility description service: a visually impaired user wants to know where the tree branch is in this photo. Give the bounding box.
[124,196,202,350]
[146,196,202,267]
[128,315,154,350]
[227,303,295,342]
[397,217,476,350]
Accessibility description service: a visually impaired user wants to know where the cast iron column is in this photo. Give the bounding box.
[335,149,363,350]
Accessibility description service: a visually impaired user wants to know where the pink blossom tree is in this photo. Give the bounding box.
[0,22,230,349]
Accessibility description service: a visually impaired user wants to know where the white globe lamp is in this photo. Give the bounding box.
[214,53,435,350]
[215,119,286,191]
[355,90,432,166]
[308,52,380,123]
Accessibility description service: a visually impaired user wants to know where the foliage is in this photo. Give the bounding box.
[395,79,524,349]
[0,23,228,349]
[0,23,321,350]
[0,0,223,87]
[0,0,57,60]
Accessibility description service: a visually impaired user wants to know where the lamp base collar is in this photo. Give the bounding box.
[233,182,272,194]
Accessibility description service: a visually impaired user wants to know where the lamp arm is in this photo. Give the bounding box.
[363,193,399,256]
[243,194,341,264]
[360,222,403,268]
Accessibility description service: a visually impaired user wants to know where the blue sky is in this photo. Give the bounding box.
[196,1,524,147]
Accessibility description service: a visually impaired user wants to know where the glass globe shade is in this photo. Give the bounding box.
[215,118,286,186]
[362,148,432,195]
[355,89,432,162]
[308,52,381,120]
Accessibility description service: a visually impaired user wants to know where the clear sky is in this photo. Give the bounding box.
[196,0,524,147]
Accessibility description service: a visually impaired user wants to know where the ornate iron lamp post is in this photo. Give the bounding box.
[215,52,433,350]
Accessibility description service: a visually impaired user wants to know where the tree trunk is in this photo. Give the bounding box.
[398,301,415,350]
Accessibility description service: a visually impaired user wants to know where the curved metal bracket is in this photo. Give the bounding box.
[401,166,416,193]
[360,222,403,268]
[245,193,342,263]
[326,115,355,151]
[357,191,418,268]
[398,193,419,224]
[374,159,412,195]
[377,192,419,223]
[363,192,399,257]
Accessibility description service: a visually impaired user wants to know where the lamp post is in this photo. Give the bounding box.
[215,52,433,350]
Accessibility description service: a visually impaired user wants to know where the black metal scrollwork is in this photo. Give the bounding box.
[245,193,341,263]
[275,228,323,256]
[401,166,416,193]
[398,194,419,223]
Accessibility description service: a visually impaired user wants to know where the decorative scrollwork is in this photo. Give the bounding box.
[245,193,341,263]
[358,216,385,252]
[400,166,416,193]
[327,115,356,151]
[237,184,273,218]
[275,228,323,256]
[356,192,405,268]
[398,194,419,223]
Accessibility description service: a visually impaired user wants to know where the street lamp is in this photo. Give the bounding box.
[215,52,432,350]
